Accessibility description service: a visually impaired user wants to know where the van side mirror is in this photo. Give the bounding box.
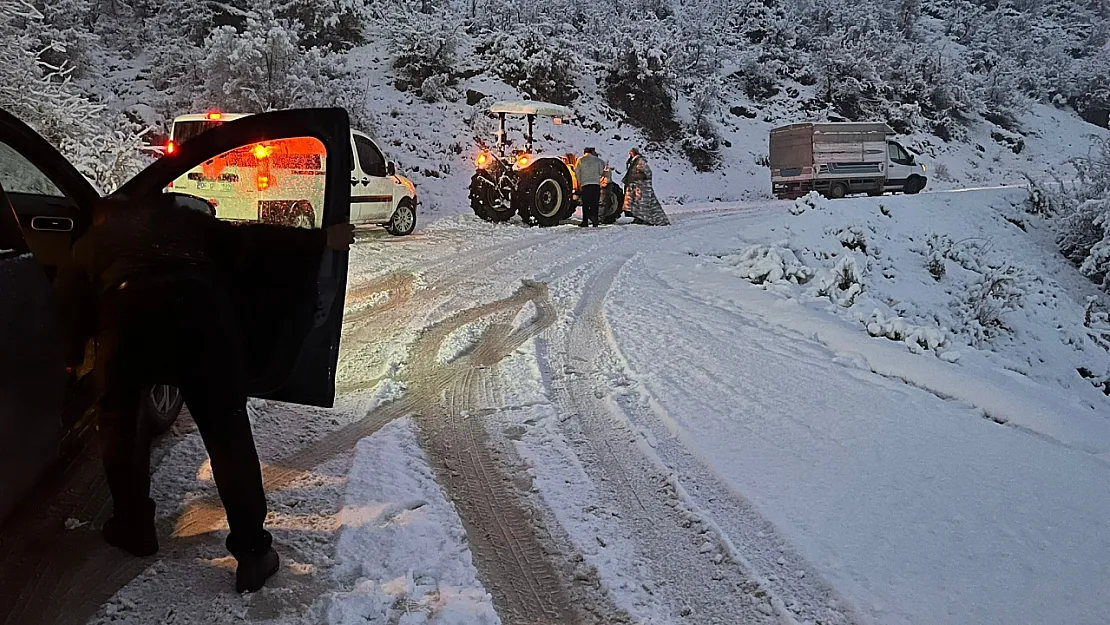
[386,161,396,176]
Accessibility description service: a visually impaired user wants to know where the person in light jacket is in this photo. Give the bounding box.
[573,147,606,227]
[621,147,669,226]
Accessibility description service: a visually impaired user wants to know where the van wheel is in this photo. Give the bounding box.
[143,384,184,435]
[829,182,848,199]
[904,176,924,195]
[291,202,315,228]
[387,199,417,236]
[867,184,885,197]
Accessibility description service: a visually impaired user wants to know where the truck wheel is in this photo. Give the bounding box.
[386,199,417,236]
[143,384,184,435]
[867,183,885,197]
[829,182,848,199]
[522,165,572,227]
[904,176,924,195]
[470,172,514,222]
[291,201,315,228]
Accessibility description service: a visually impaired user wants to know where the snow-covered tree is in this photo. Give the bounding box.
[0,0,148,192]
[197,10,362,119]
[476,23,580,105]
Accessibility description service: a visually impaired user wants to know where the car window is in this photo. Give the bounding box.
[354,135,386,177]
[0,141,64,197]
[168,136,328,228]
[172,120,224,147]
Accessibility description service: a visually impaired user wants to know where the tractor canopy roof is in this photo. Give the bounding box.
[489,100,572,117]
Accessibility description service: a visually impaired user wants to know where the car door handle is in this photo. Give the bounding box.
[30,216,74,232]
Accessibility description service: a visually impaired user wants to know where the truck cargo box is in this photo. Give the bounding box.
[769,122,894,198]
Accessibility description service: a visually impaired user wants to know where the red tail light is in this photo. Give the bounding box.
[166,140,176,155]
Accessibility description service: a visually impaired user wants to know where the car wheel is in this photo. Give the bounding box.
[523,166,572,227]
[386,200,417,236]
[829,182,848,199]
[905,176,923,195]
[143,384,184,435]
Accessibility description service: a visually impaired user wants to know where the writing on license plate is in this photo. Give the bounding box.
[196,181,233,192]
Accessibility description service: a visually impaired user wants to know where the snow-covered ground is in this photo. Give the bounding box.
[57,187,1110,625]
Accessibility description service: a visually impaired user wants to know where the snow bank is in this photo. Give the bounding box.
[326,419,499,625]
[692,188,1110,454]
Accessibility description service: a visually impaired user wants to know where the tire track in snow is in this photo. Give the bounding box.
[536,224,858,623]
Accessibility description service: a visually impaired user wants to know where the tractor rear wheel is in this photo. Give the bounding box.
[520,165,573,227]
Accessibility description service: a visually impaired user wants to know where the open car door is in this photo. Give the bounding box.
[114,108,352,407]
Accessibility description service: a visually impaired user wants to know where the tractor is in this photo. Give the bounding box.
[469,101,579,227]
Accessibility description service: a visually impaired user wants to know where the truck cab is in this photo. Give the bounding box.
[769,122,928,200]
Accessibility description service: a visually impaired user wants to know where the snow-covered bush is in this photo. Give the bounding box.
[719,244,814,286]
[420,74,458,103]
[922,232,951,280]
[834,225,869,254]
[476,23,579,105]
[0,0,149,192]
[790,191,824,215]
[866,310,948,355]
[956,264,1026,346]
[391,16,459,93]
[818,254,865,307]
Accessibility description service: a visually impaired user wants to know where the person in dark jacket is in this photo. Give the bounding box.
[55,195,354,593]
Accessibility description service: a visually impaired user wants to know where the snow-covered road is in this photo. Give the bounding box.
[3,190,1108,625]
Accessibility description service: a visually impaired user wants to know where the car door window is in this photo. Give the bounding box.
[888,143,913,166]
[354,135,386,177]
[0,142,64,197]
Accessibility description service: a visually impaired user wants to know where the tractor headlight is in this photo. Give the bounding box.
[476,152,492,169]
[513,153,533,170]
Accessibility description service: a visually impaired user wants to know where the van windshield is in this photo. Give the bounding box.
[172,120,224,147]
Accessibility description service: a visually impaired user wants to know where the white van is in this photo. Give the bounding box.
[167,112,418,235]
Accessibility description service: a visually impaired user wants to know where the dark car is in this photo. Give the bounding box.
[0,108,353,525]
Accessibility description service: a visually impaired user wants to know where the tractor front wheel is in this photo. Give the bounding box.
[469,171,514,222]
[520,165,573,227]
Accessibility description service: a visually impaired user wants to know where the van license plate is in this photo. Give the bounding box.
[196,181,234,192]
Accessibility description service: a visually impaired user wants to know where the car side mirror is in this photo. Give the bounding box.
[165,192,216,217]
[386,161,396,176]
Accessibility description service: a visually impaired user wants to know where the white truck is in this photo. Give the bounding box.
[166,112,418,235]
[769,122,928,200]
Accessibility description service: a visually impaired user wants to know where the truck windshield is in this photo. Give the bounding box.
[171,120,224,147]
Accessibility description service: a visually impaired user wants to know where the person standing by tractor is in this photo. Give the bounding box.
[574,147,606,228]
[622,147,670,226]
[55,195,355,593]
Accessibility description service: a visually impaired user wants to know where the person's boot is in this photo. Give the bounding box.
[102,498,159,557]
[235,547,280,593]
